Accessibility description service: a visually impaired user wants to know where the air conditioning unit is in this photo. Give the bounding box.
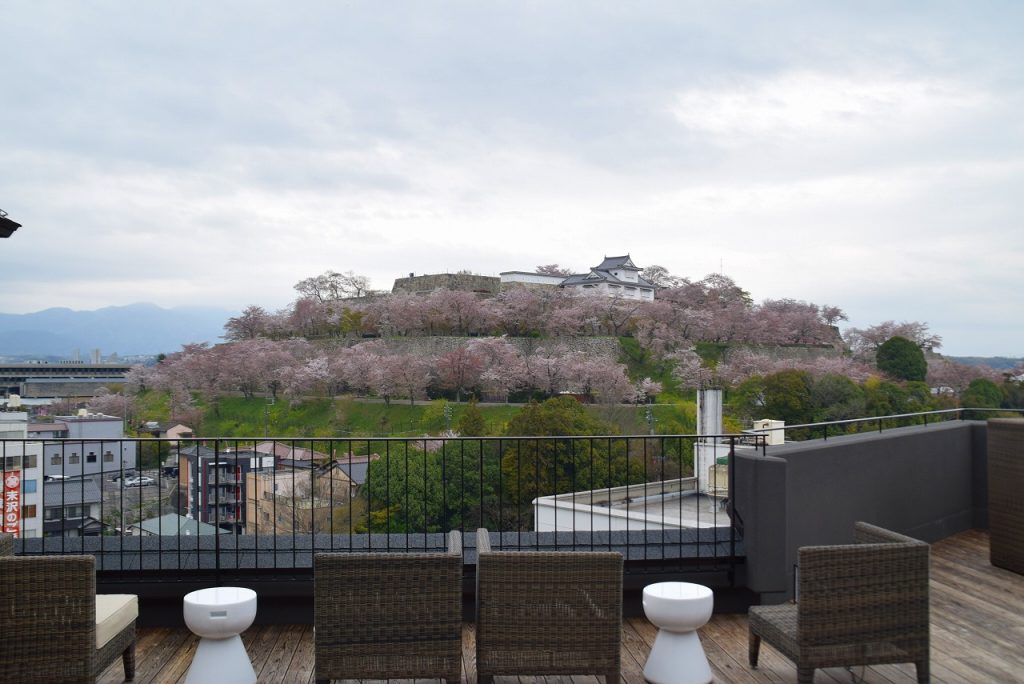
[752,419,785,446]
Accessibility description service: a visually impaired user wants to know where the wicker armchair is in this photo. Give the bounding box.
[313,530,463,684]
[749,522,930,683]
[0,554,137,682]
[475,528,623,684]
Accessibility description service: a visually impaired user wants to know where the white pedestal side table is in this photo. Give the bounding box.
[183,586,258,684]
[642,581,714,684]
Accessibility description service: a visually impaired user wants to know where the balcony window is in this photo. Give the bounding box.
[87,452,97,464]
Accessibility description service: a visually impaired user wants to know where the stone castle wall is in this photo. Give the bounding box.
[392,273,500,295]
[737,343,845,361]
[321,335,622,360]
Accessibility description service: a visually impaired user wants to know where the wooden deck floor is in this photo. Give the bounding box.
[99,529,1023,684]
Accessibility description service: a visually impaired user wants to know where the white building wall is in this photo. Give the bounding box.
[43,413,137,478]
[0,412,43,538]
[499,272,565,286]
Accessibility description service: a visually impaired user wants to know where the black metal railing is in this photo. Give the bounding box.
[1,433,765,582]
[6,406,1014,582]
[749,407,1024,442]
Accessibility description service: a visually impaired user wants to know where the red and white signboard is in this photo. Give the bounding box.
[3,471,21,538]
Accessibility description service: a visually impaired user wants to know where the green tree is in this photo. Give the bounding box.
[729,376,767,422]
[504,396,614,437]
[363,440,505,533]
[863,378,923,427]
[961,378,1002,419]
[762,369,814,425]
[1000,379,1024,410]
[810,374,866,426]
[500,397,644,513]
[456,398,488,436]
[876,336,927,382]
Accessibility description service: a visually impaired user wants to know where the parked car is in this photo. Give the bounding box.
[111,469,137,482]
[123,476,155,487]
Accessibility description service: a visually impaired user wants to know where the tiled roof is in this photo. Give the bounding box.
[132,513,226,536]
[28,422,67,432]
[594,254,637,271]
[43,478,102,507]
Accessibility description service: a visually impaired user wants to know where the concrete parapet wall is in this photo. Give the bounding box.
[756,421,986,602]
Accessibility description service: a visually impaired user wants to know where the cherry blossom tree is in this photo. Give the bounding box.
[844,321,942,359]
[288,297,331,337]
[294,270,370,302]
[470,337,527,401]
[86,387,136,420]
[535,264,572,276]
[383,352,435,405]
[223,305,271,341]
[927,358,994,394]
[280,356,331,405]
[367,291,425,336]
[423,289,492,335]
[435,344,485,401]
[490,287,546,336]
[633,378,663,404]
[340,342,386,396]
[566,356,633,404]
[640,265,685,288]
[668,347,715,390]
[528,347,569,396]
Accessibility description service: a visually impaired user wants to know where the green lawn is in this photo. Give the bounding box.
[133,393,700,439]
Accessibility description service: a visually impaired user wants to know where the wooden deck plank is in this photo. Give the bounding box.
[256,623,304,682]
[283,624,316,684]
[110,529,1024,684]
[616,620,651,684]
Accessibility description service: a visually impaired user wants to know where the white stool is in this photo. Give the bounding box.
[642,581,714,684]
[183,586,258,684]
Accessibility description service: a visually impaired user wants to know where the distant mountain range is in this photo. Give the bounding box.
[0,303,234,357]
[948,356,1023,370]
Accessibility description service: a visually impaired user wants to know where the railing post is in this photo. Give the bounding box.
[728,436,736,585]
[213,441,221,584]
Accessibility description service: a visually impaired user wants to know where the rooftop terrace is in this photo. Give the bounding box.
[94,529,1020,684]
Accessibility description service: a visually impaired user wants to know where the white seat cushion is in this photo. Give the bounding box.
[95,594,138,649]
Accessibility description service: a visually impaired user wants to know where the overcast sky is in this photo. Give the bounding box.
[1,2,1021,356]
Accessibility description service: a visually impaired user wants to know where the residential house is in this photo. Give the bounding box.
[245,463,354,535]
[42,476,103,537]
[140,421,194,444]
